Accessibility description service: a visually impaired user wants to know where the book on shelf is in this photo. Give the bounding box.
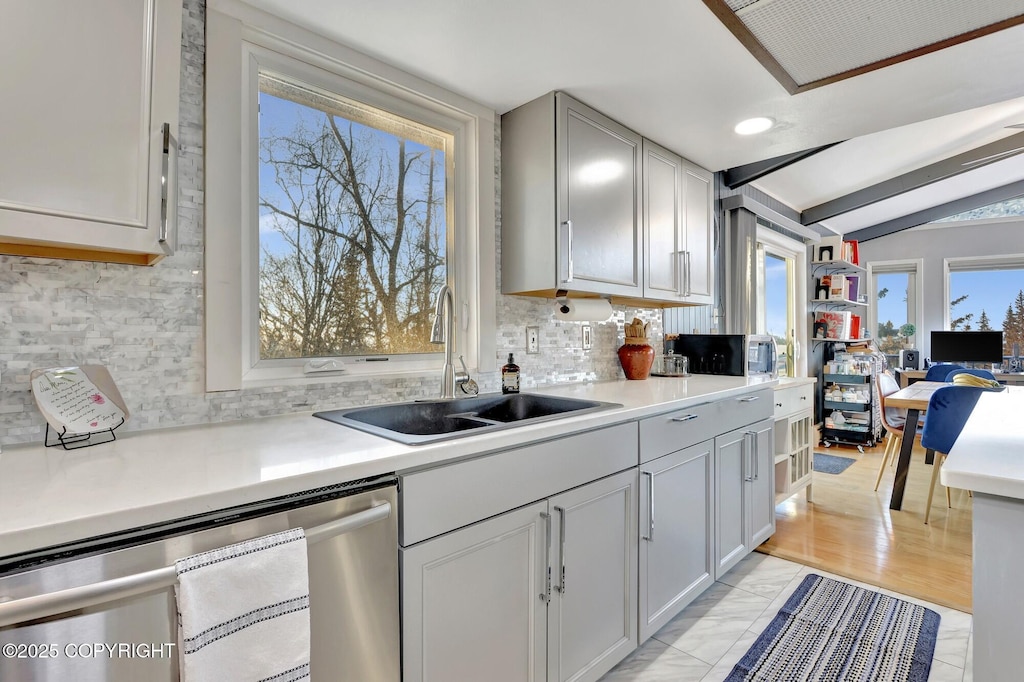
[813,311,853,339]
[828,274,849,300]
[846,274,859,302]
[841,239,860,265]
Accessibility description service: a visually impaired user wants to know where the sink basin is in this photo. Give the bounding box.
[314,393,620,445]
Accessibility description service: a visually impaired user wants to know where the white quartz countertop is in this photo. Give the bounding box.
[0,375,776,558]
[941,386,1024,499]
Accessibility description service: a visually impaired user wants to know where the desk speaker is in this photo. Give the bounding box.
[900,349,920,370]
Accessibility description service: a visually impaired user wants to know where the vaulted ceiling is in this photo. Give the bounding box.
[237,0,1024,237]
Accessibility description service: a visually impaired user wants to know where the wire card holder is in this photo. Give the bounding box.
[30,366,130,450]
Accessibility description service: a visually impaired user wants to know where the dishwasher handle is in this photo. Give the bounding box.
[0,501,392,628]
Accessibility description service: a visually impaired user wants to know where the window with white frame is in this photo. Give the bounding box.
[205,5,495,390]
[868,259,923,361]
[944,255,1024,356]
[257,73,453,362]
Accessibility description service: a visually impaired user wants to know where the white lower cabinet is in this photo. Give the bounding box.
[401,501,548,682]
[638,440,714,641]
[401,469,637,682]
[547,470,638,682]
[715,418,775,579]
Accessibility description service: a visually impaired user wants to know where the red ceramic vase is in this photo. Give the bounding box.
[617,341,655,380]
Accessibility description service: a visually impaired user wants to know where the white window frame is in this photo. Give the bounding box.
[866,258,924,348]
[205,1,495,390]
[755,224,807,377]
[943,253,1024,329]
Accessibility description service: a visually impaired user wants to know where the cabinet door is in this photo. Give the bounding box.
[748,418,777,547]
[642,140,683,301]
[557,93,643,298]
[639,441,714,641]
[548,470,638,682]
[715,428,749,579]
[0,0,181,265]
[680,161,714,304]
[402,501,548,682]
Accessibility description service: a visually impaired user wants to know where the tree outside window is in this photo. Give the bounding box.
[257,75,451,360]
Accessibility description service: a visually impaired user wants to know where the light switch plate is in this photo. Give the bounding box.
[581,324,592,350]
[526,326,539,354]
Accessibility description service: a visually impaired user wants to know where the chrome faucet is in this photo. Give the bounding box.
[430,285,477,398]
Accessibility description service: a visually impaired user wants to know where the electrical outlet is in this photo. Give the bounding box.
[526,326,539,354]
[581,324,592,350]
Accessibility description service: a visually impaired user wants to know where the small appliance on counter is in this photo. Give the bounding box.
[651,352,689,377]
[664,333,777,378]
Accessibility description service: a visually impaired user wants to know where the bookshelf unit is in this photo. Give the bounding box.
[809,256,875,452]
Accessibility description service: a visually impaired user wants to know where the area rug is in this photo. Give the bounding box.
[813,452,856,475]
[725,574,939,682]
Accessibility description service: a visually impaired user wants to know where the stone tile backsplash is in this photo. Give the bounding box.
[0,0,669,447]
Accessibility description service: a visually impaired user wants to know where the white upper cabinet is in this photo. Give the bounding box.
[642,139,715,305]
[0,0,182,265]
[680,160,715,304]
[502,92,643,299]
[502,91,714,306]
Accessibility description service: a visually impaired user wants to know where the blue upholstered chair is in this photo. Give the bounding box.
[944,368,996,382]
[920,385,989,524]
[923,363,965,381]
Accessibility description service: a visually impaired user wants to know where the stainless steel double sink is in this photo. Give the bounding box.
[314,393,620,445]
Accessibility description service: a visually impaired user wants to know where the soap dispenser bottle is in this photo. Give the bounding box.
[501,353,520,394]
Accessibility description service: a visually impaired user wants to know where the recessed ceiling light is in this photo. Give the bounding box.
[734,117,775,135]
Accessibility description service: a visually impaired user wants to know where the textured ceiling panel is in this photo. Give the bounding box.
[715,0,1024,89]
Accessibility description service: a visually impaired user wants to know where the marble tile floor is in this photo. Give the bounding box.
[601,552,973,682]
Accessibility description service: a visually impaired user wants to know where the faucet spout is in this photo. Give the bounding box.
[430,285,466,398]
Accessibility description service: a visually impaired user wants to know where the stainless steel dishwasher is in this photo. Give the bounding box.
[0,475,399,682]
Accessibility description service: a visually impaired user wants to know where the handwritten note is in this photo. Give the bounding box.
[31,367,126,435]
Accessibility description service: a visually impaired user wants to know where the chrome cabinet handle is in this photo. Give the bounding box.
[746,431,759,480]
[670,414,699,423]
[737,395,760,403]
[675,251,685,296]
[642,471,655,541]
[685,250,692,296]
[158,123,176,255]
[743,433,753,482]
[554,506,567,594]
[561,220,574,283]
[540,511,551,603]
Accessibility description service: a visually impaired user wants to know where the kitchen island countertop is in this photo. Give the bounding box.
[941,385,1024,499]
[1,375,777,558]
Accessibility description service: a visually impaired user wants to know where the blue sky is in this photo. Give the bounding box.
[765,254,788,338]
[876,269,1024,331]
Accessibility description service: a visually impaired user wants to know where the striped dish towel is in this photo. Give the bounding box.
[175,528,311,682]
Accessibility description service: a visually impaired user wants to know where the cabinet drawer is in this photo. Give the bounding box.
[640,401,719,463]
[714,389,773,435]
[773,383,813,419]
[399,422,639,546]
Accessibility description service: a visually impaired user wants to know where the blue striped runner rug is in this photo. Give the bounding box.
[726,574,940,681]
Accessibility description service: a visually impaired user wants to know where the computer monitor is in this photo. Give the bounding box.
[930,330,1004,363]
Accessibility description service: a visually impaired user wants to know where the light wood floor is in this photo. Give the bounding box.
[758,435,973,613]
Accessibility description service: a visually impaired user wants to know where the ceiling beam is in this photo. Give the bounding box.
[844,179,1024,242]
[800,131,1024,225]
[722,142,844,189]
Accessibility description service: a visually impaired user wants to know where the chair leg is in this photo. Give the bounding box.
[875,433,895,491]
[890,436,901,467]
[925,449,943,525]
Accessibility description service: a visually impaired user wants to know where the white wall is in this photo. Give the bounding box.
[858,218,1024,359]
